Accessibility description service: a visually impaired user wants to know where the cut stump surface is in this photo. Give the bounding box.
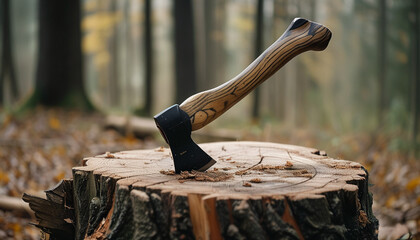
[32,141,379,239]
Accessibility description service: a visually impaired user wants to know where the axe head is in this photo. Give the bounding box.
[154,104,216,173]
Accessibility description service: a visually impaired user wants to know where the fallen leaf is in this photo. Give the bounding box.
[406,176,420,192]
[48,117,61,130]
[0,171,10,184]
[54,171,66,182]
[385,195,397,208]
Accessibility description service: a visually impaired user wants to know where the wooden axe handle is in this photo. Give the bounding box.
[180,18,332,131]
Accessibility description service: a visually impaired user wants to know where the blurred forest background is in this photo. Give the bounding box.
[0,0,419,239]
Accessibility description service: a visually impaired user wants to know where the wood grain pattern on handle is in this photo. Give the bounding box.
[180,18,332,131]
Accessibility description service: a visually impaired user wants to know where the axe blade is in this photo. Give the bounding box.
[154,104,216,173]
[170,137,216,173]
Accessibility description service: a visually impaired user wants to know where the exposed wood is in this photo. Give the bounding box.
[62,141,378,239]
[22,179,75,240]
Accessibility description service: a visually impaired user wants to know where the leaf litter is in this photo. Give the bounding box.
[0,107,156,239]
[1,107,420,239]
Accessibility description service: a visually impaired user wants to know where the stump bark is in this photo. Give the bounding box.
[25,141,378,239]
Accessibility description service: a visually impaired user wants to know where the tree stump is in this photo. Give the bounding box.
[26,141,378,239]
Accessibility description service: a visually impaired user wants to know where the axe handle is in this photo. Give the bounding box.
[180,18,332,131]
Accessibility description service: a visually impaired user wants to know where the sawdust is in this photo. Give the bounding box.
[252,164,285,171]
[160,170,175,175]
[159,169,234,182]
[178,170,233,182]
[235,164,285,175]
[218,156,232,161]
[291,169,313,178]
[325,162,360,170]
[324,162,348,169]
[235,169,248,176]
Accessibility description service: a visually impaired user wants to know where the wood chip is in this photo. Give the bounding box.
[285,161,293,168]
[243,182,252,187]
[235,170,248,175]
[160,170,175,175]
[289,169,312,178]
[252,164,284,171]
[154,146,165,152]
[250,178,262,183]
[292,169,309,176]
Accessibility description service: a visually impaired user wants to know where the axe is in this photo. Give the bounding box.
[154,18,332,173]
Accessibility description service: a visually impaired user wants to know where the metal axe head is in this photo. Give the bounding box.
[154,104,216,173]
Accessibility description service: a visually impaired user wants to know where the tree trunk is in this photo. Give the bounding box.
[194,0,207,92]
[24,141,378,239]
[205,0,226,88]
[174,0,197,103]
[0,0,19,105]
[34,0,91,109]
[252,0,264,120]
[270,0,289,120]
[143,0,153,115]
[411,0,420,149]
[377,0,387,126]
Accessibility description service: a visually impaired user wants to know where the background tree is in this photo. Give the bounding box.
[143,0,153,115]
[0,0,19,105]
[174,0,197,103]
[251,0,264,120]
[377,0,387,126]
[410,0,419,150]
[33,0,91,109]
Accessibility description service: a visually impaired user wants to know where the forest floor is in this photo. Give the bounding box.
[0,107,419,239]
